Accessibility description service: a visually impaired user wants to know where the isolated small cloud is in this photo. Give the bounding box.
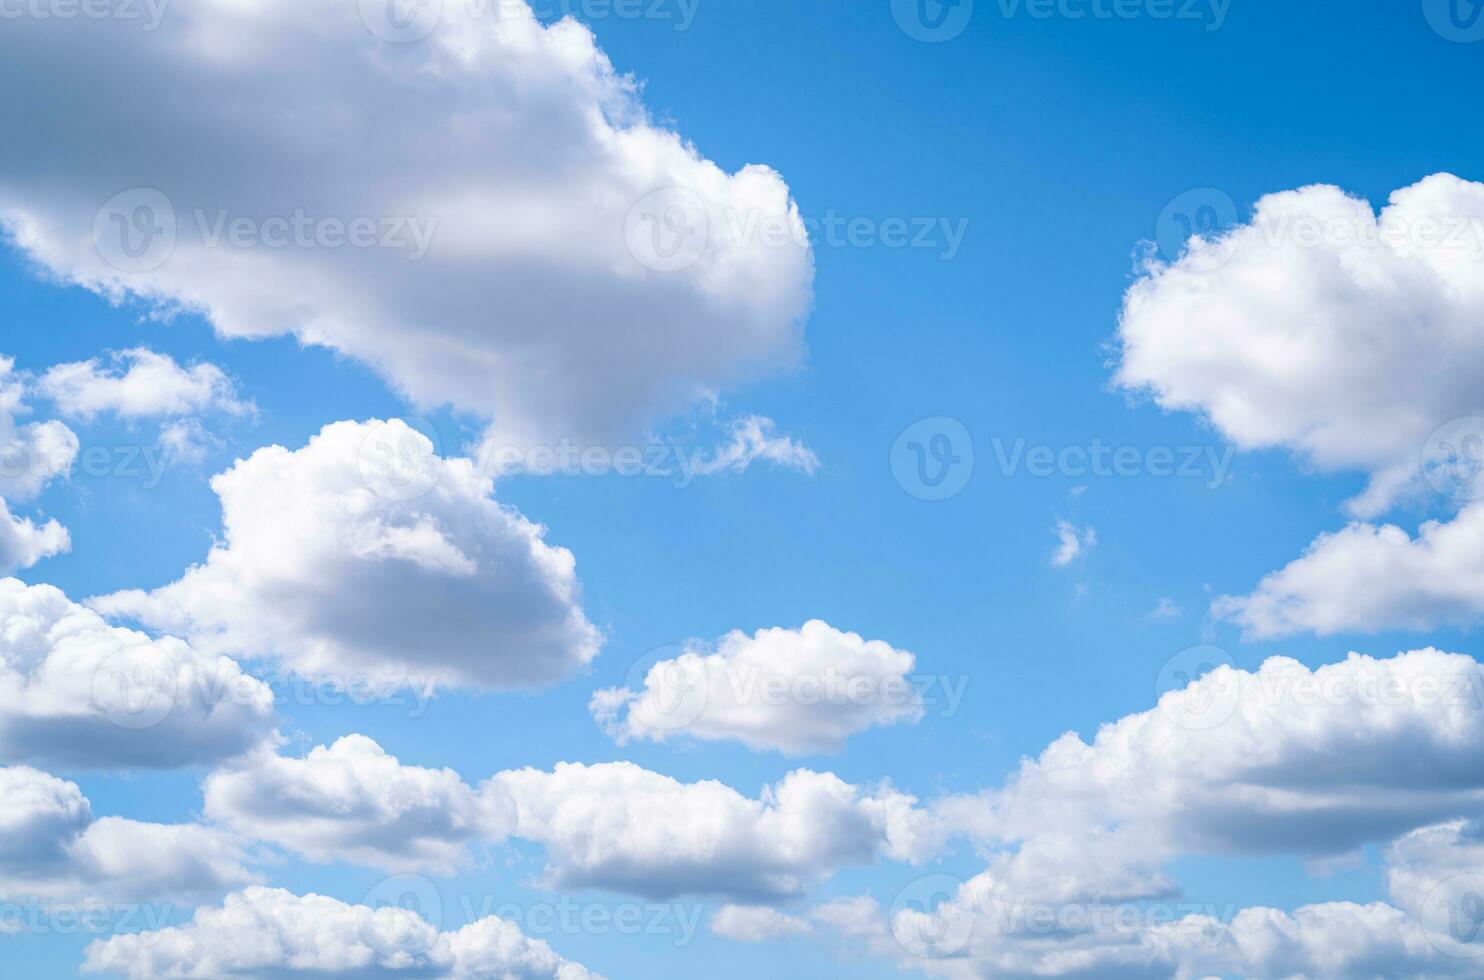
[591,620,922,754]
[691,415,819,477]
[1051,520,1096,567]
[710,905,813,942]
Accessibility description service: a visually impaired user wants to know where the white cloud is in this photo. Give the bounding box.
[789,648,1484,977]
[91,419,600,690]
[710,905,813,942]
[1117,173,1484,517]
[0,358,76,573]
[1051,520,1096,567]
[1215,501,1484,638]
[37,348,251,420]
[0,765,255,905]
[0,0,812,452]
[204,735,510,874]
[1148,597,1181,619]
[591,620,922,754]
[690,416,819,477]
[0,578,275,769]
[960,649,1484,877]
[493,761,936,900]
[81,885,600,979]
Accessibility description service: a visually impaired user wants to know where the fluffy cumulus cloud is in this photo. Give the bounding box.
[1215,501,1484,638]
[0,358,76,573]
[0,765,255,905]
[493,761,936,900]
[1117,173,1484,517]
[37,348,251,420]
[591,620,922,754]
[778,648,1484,978]
[204,735,510,874]
[0,0,813,451]
[91,419,600,690]
[0,578,275,769]
[81,886,599,980]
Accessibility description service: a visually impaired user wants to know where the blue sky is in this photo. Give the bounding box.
[2,1,1484,978]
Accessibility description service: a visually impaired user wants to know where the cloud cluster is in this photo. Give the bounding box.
[0,578,275,769]
[92,419,601,690]
[198,736,936,901]
[591,620,922,754]
[81,886,599,980]
[768,648,1484,977]
[0,0,812,451]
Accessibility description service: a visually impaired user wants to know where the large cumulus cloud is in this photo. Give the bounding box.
[0,0,813,450]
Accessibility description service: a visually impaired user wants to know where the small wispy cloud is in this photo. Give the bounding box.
[1052,520,1097,568]
[693,415,820,478]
